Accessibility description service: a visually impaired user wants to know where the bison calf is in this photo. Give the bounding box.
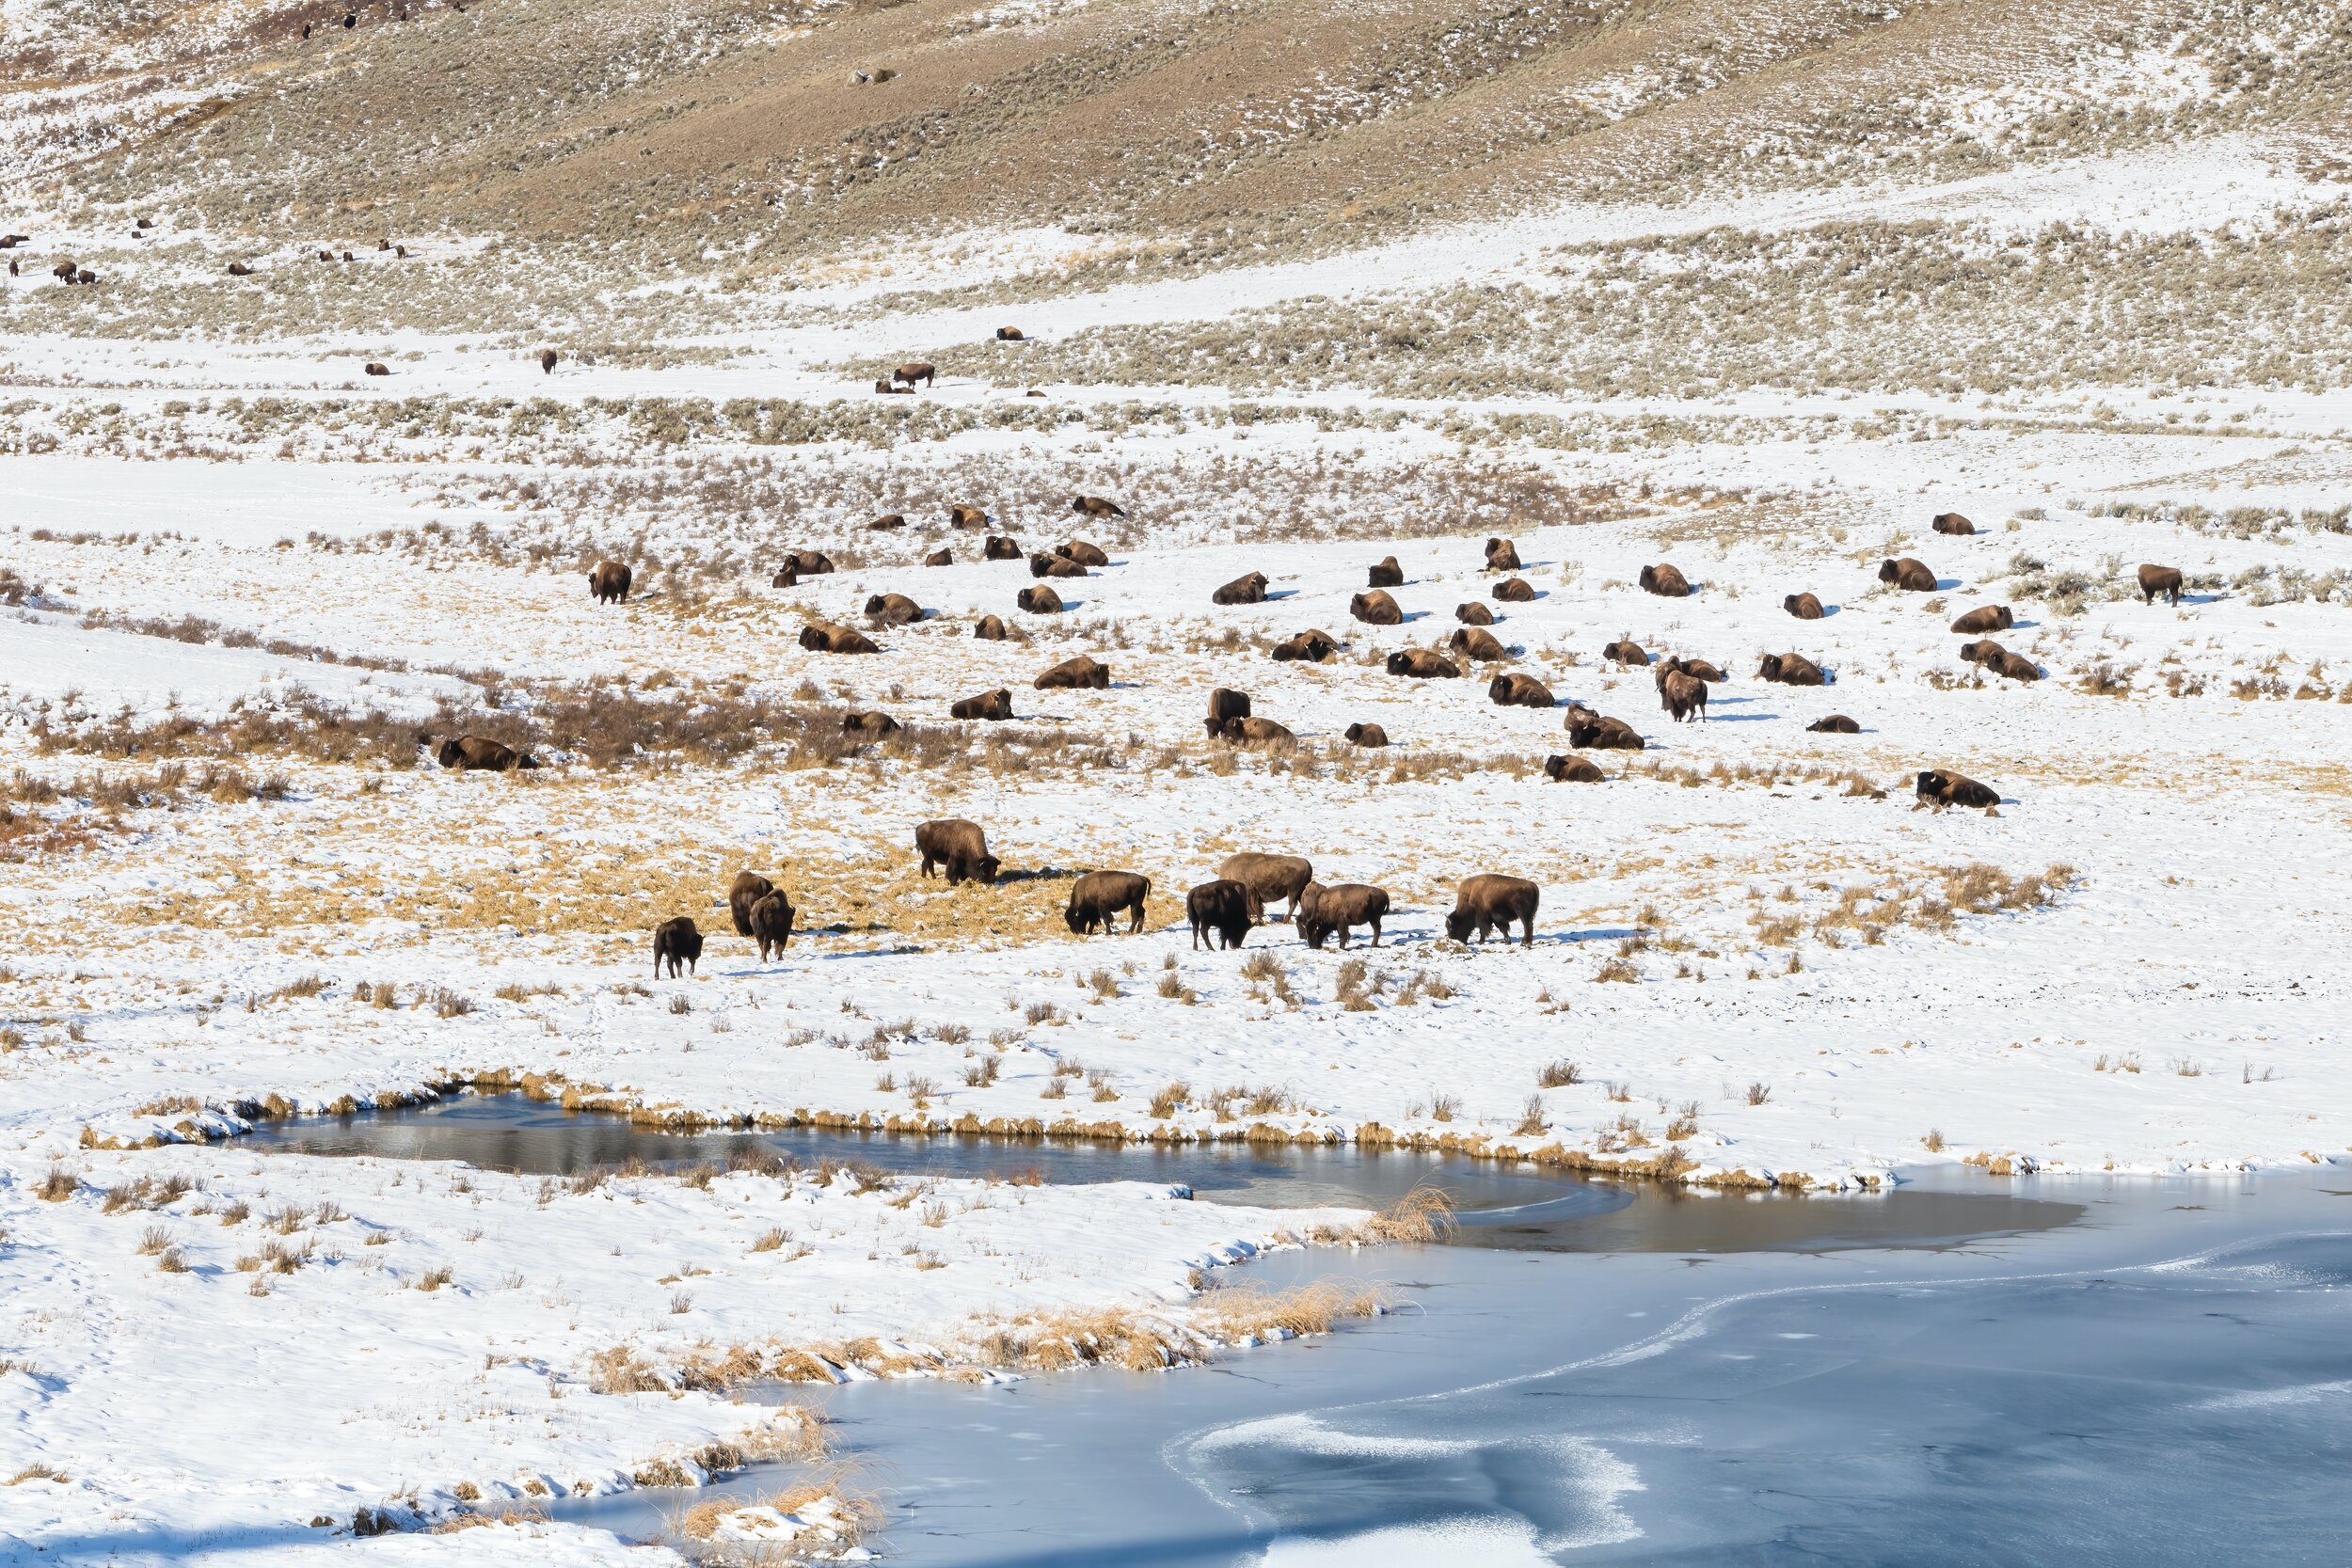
[1446,874,1538,947]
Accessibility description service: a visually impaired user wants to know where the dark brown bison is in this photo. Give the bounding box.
[1351,589,1403,626]
[1216,853,1312,922]
[652,916,704,978]
[1065,870,1151,935]
[842,710,901,737]
[1544,754,1605,782]
[227,261,255,276]
[1488,673,1554,708]
[948,503,988,529]
[589,562,632,603]
[876,378,909,392]
[983,534,1024,562]
[1988,651,2042,683]
[1015,585,1064,614]
[2137,563,2184,606]
[1367,556,1405,589]
[1659,670,1708,722]
[1205,688,1252,736]
[1485,537,1522,572]
[1455,601,1495,626]
[1658,656,1728,684]
[869,514,907,531]
[1446,874,1539,947]
[1958,639,2007,668]
[865,593,922,626]
[893,362,936,388]
[1187,879,1258,950]
[1931,512,1976,535]
[1950,604,2014,635]
[748,892,795,962]
[1035,655,1109,689]
[790,551,835,576]
[1214,572,1270,606]
[1271,629,1337,662]
[1219,716,1295,747]
[1057,540,1109,567]
[1639,563,1691,597]
[1030,552,1088,578]
[771,562,803,588]
[916,819,1000,883]
[1806,715,1861,734]
[1601,639,1648,667]
[974,614,1012,640]
[1915,769,1999,813]
[1343,721,1389,747]
[363,362,390,376]
[540,349,559,374]
[728,871,775,937]
[1071,495,1125,518]
[1449,626,1507,662]
[1492,578,1536,603]
[1879,557,1937,592]
[1785,592,1825,620]
[996,326,1025,341]
[1386,649,1461,679]
[1566,716,1644,751]
[951,688,1014,721]
[433,736,539,771]
[1297,882,1391,950]
[800,623,881,655]
[1757,652,1827,686]
[926,547,954,567]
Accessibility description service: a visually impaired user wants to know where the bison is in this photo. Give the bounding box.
[1566,716,1644,751]
[1639,563,1691,597]
[800,623,881,655]
[1216,852,1311,922]
[1491,578,1536,603]
[1015,585,1064,614]
[1343,721,1389,747]
[433,736,538,771]
[865,593,923,626]
[1271,629,1337,662]
[984,534,1024,562]
[1785,592,1826,620]
[1879,557,1937,592]
[915,818,1000,883]
[1950,604,2014,635]
[1057,540,1109,567]
[1385,649,1461,679]
[1659,669,1708,722]
[1214,572,1270,606]
[1957,639,2007,668]
[1367,556,1405,589]
[1806,715,1861,734]
[1219,716,1295,747]
[926,547,954,567]
[1030,552,1088,578]
[974,613,1013,640]
[771,562,802,589]
[1658,656,1728,684]
[1065,870,1150,936]
[652,916,704,978]
[869,513,907,531]
[364,362,390,376]
[947,503,988,529]
[1187,879,1258,950]
[589,562,633,604]
[2137,563,2184,606]
[842,710,901,737]
[1543,753,1605,782]
[1297,881,1391,950]
[747,892,795,962]
[728,871,775,937]
[893,362,936,388]
[1488,673,1554,708]
[540,349,559,374]
[227,261,255,277]
[790,551,836,577]
[951,688,1014,721]
[1205,688,1252,736]
[1455,601,1495,626]
[1351,589,1403,626]
[1071,495,1126,518]
[1035,655,1110,689]
[1484,537,1522,572]
[1601,639,1648,667]
[1988,651,2042,683]
[996,326,1025,341]
[1931,511,1976,535]
[1445,874,1539,947]
[1915,769,1999,813]
[1757,652,1827,686]
[1449,626,1507,662]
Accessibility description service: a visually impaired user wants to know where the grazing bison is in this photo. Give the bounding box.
[1343,721,1389,747]
[1485,537,1522,572]
[363,362,390,376]
[1879,557,1937,592]
[1639,563,1691,597]
[748,892,795,962]
[1785,592,1826,620]
[926,547,954,567]
[996,326,1025,341]
[1445,874,1539,947]
[1351,589,1403,626]
[1566,716,1644,751]
[915,818,1000,884]
[1492,577,1536,603]
[1271,629,1338,662]
[800,623,881,655]
[1950,604,2014,635]
[1057,540,1109,567]
[1806,715,1861,734]
[842,710,901,737]
[652,916,704,978]
[1449,626,1507,662]
[1757,652,1827,687]
[1957,639,2007,668]
[540,349,559,374]
[1367,556,1405,589]
[1205,688,1252,736]
[1989,651,2042,683]
[1931,511,1977,535]
[1015,585,1064,614]
[1386,649,1461,679]
[2137,563,2185,606]
[983,534,1024,562]
[1219,716,1295,747]
[1915,769,1999,813]
[1455,601,1495,626]
[1035,655,1110,689]
[951,688,1014,721]
[1488,673,1555,708]
[1544,753,1605,783]
[433,736,538,771]
[1030,552,1088,578]
[973,613,1013,640]
[1659,669,1708,722]
[1071,495,1126,518]
[1214,572,1270,606]
[868,514,906,531]
[948,503,988,529]
[1297,881,1391,950]
[893,362,936,388]
[1216,853,1312,922]
[1602,639,1648,667]
[1065,870,1151,936]
[588,562,632,604]
[1187,879,1258,950]
[728,871,775,937]
[865,593,922,626]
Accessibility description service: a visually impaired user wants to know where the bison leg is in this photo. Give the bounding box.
[1518,915,1534,948]
[1368,919,1382,947]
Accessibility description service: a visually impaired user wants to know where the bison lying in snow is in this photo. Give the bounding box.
[1639,563,1690,597]
[1343,721,1388,747]
[652,916,703,978]
[748,892,795,961]
[1566,715,1644,751]
[1915,769,1999,813]
[948,503,988,529]
[1057,540,1109,567]
[1351,589,1402,626]
[1214,571,1270,606]
[1785,592,1825,620]
[1488,672,1553,708]
[1217,852,1312,923]
[1455,601,1495,626]
[1065,870,1150,935]
[1030,552,1088,578]
[1271,629,1337,662]
[1206,687,1251,736]
[1219,716,1295,747]
[800,622,880,654]
[1297,881,1390,950]
[1485,536,1522,572]
[1757,652,1827,686]
[1987,650,2042,682]
[1806,714,1861,734]
[1492,577,1536,603]
[363,362,390,376]
[434,736,538,771]
[728,871,774,937]
[926,547,954,567]
[1446,874,1538,947]
[865,593,922,626]
[1950,604,2014,635]
[1071,495,1125,518]
[973,613,1013,640]
[589,561,632,604]
[1015,585,1064,614]
[1958,639,2008,668]
[1658,669,1708,722]
[1931,511,1976,535]
[1187,879,1258,950]
[1879,557,1936,592]
[916,818,1000,883]
[842,710,900,737]
[1386,649,1460,679]
[1450,626,1506,662]
[1367,556,1405,589]
[996,326,1025,341]
[2137,563,2184,606]
[1544,753,1605,782]
[1034,655,1109,689]
[1601,638,1648,667]
[983,534,1024,562]
[950,688,1014,721]
[869,514,906,531]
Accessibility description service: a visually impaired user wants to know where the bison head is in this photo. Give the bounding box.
[1444,908,1476,942]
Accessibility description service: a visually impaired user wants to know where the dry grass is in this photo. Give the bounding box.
[1357,1184,1456,1243]
[1536,1058,1581,1088]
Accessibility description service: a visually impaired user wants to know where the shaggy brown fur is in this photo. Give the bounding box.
[1949,605,2014,635]
[1065,870,1151,936]
[1071,495,1126,518]
[652,917,703,978]
[1214,571,1271,606]
[539,349,559,373]
[984,534,1024,562]
[1957,639,2008,667]
[916,819,1001,884]
[1566,716,1644,751]
[1806,715,1861,734]
[947,503,988,528]
[1543,754,1605,782]
[1015,586,1065,613]
[790,551,836,576]
[1351,589,1403,625]
[1659,669,1708,722]
[800,623,881,655]
[1491,578,1536,603]
[1879,557,1937,592]
[1446,874,1539,947]
[1485,537,1522,572]
[893,362,936,388]
[1206,688,1252,736]
[926,547,954,567]
[1756,652,1827,686]
[1030,552,1089,578]
[588,562,632,604]
[1220,716,1295,747]
[973,614,1012,640]
[842,710,901,737]
[1639,563,1691,597]
[1057,541,1109,567]
[728,871,775,937]
[1488,673,1554,708]
[1931,512,1977,535]
[950,688,1014,721]
[1343,721,1389,747]
[1216,853,1313,921]
[748,892,795,962]
[865,593,923,626]
[1989,651,2042,682]
[1035,655,1110,689]
[1271,629,1337,662]
[1915,769,1999,812]
[1297,881,1391,950]
[996,326,1025,341]
[2137,563,2185,606]
[1601,639,1648,667]
[1785,592,1825,619]
[1455,601,1495,626]
[1385,649,1461,679]
[433,736,539,771]
[1187,879,1258,950]
[1367,556,1405,589]
[1449,626,1507,662]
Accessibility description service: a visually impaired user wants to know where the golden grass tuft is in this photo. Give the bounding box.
[1357,1183,1456,1243]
